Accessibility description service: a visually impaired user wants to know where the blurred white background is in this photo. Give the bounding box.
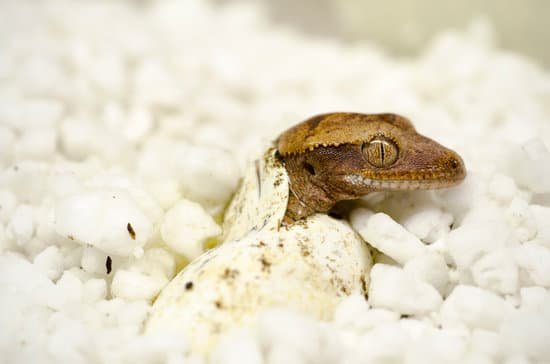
[226,0,549,68]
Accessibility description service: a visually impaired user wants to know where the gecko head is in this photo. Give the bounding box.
[278,112,466,216]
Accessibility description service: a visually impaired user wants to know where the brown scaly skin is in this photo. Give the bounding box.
[276,112,466,222]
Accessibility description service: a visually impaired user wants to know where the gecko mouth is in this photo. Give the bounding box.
[342,173,465,191]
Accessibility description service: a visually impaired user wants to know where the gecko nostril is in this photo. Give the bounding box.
[450,158,460,169]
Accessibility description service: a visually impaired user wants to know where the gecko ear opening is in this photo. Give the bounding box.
[303,162,316,176]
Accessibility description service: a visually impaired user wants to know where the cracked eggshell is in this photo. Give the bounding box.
[146,214,371,353]
[222,148,289,242]
[146,149,371,353]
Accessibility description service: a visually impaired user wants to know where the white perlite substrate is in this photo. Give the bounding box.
[1,1,550,363]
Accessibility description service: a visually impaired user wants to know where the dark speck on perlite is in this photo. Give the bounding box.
[127,222,136,240]
[106,256,112,274]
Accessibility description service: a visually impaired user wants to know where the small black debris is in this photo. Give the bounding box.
[127,223,136,240]
[106,256,112,274]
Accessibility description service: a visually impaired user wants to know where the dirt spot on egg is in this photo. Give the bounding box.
[222,268,239,280]
[260,255,271,272]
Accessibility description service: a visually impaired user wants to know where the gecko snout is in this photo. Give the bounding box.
[445,152,466,182]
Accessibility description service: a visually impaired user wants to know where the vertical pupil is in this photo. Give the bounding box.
[364,138,398,167]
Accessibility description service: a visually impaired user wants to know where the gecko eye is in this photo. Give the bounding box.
[363,137,399,168]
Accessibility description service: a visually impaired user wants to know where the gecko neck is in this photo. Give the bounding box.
[282,151,363,222]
